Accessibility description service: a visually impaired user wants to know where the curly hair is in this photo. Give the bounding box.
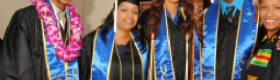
[146,0,202,42]
[99,4,146,50]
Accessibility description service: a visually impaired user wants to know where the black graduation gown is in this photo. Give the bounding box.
[264,48,280,80]
[79,29,145,80]
[216,10,241,80]
[0,5,69,80]
[263,31,280,80]
[0,38,2,48]
[241,30,280,80]
[140,9,191,80]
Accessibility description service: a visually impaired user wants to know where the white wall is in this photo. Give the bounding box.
[0,0,114,38]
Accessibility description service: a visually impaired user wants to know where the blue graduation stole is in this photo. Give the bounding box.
[90,27,148,80]
[149,6,178,80]
[148,5,201,80]
[41,0,79,80]
[193,0,259,80]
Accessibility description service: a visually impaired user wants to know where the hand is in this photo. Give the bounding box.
[277,36,280,50]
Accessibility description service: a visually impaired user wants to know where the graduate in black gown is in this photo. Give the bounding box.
[241,0,280,79]
[0,0,83,80]
[140,0,202,79]
[79,0,148,80]
[195,0,259,79]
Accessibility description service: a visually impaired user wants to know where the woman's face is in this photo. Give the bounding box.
[165,0,180,3]
[114,2,139,32]
[260,0,280,31]
[55,0,72,5]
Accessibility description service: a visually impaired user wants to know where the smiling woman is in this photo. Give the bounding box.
[260,0,280,38]
[79,0,149,80]
[241,0,280,80]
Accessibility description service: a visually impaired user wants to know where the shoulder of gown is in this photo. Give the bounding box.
[0,38,2,47]
[78,29,97,80]
[0,5,41,80]
[80,29,97,56]
[3,5,38,39]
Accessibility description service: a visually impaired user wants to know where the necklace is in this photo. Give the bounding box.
[114,38,135,80]
[31,0,84,62]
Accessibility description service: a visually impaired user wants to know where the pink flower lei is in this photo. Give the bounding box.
[30,0,84,62]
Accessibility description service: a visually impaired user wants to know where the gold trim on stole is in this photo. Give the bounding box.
[180,7,196,80]
[230,8,243,80]
[180,6,189,80]
[213,1,244,80]
[106,40,115,80]
[89,29,114,80]
[250,5,260,58]
[64,62,69,80]
[231,4,260,80]
[192,33,195,80]
[149,5,190,80]
[210,1,246,80]
[163,5,176,80]
[41,19,51,80]
[185,34,189,80]
[89,29,99,80]
[210,2,259,80]
[200,8,207,80]
[149,32,156,80]
[130,33,144,80]
[214,2,221,80]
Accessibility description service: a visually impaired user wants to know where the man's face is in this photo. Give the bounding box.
[56,0,72,5]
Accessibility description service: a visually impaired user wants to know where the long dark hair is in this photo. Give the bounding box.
[146,0,203,42]
[99,4,146,50]
[204,0,211,9]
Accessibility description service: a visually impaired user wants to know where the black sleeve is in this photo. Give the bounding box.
[78,31,96,80]
[265,50,280,80]
[0,8,36,80]
[0,38,2,48]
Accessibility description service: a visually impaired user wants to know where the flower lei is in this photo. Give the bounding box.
[30,0,84,62]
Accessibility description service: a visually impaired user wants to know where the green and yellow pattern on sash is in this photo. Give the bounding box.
[250,49,272,67]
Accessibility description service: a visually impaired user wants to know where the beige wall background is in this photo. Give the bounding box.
[0,0,114,38]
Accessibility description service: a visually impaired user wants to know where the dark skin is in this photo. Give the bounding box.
[165,0,179,19]
[52,0,72,11]
[223,0,234,4]
[222,0,280,50]
[113,2,139,45]
[278,38,280,50]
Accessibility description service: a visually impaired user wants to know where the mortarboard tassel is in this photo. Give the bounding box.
[114,0,118,33]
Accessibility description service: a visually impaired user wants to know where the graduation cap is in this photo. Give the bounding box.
[113,0,150,33]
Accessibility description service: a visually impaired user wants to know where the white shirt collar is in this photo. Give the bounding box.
[53,4,68,16]
[52,4,69,29]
